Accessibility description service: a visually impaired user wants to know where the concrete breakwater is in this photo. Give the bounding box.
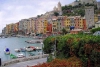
[2,54,49,66]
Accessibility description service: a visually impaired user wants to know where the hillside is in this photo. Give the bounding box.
[62,3,98,16]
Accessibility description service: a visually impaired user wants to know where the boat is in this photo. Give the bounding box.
[4,48,10,55]
[15,49,20,52]
[35,47,42,50]
[25,46,36,52]
[20,48,26,52]
[10,54,17,59]
[17,53,25,58]
[25,40,43,44]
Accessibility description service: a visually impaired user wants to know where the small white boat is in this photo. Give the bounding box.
[35,47,42,50]
[25,46,36,52]
[17,53,25,58]
[26,47,33,52]
[4,48,10,55]
[15,49,20,52]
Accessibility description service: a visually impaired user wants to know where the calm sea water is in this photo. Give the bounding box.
[0,37,42,62]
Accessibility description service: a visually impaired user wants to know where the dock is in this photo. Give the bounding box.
[1,54,49,67]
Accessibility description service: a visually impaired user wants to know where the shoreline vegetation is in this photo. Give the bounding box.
[37,34,100,67]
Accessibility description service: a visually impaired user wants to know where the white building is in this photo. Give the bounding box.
[85,6,94,29]
[95,21,100,28]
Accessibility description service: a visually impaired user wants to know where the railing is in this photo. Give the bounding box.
[2,54,49,67]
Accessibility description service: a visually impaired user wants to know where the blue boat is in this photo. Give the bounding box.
[4,48,10,55]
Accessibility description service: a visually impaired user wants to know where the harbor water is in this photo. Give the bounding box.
[0,37,42,62]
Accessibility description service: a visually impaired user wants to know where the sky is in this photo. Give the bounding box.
[0,0,100,33]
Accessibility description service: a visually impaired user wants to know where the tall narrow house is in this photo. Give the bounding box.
[85,6,94,29]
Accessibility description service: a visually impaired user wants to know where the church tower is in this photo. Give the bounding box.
[58,2,62,11]
[57,2,62,15]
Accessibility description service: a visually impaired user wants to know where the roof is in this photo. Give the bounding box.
[71,29,82,31]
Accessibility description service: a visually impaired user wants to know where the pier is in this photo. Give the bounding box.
[1,54,49,67]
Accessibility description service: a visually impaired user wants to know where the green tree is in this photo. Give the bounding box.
[54,12,59,16]
[61,28,68,35]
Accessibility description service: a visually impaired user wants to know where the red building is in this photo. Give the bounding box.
[83,19,87,30]
[46,23,52,36]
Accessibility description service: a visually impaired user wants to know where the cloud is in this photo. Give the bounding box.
[0,0,74,33]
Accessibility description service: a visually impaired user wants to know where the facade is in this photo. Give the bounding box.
[98,14,100,21]
[43,20,48,34]
[95,21,100,28]
[57,16,64,33]
[47,23,52,35]
[29,18,35,33]
[74,17,84,29]
[94,14,99,23]
[52,17,58,33]
[83,18,87,30]
[37,18,44,34]
[64,17,70,31]
[85,6,94,29]
[14,23,19,34]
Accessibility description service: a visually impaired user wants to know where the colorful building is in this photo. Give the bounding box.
[43,19,48,34]
[14,22,19,34]
[74,16,84,29]
[47,23,52,34]
[52,16,58,33]
[64,17,70,31]
[94,14,98,23]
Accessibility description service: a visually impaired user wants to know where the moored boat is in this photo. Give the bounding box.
[15,49,20,52]
[17,53,25,58]
[35,47,42,50]
[4,48,10,55]
[25,46,36,52]
[20,48,26,52]
[10,54,17,59]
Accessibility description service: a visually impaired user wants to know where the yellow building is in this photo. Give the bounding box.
[64,17,70,30]
[30,18,35,33]
[94,14,98,23]
[43,19,48,34]
[6,24,13,34]
[37,18,44,34]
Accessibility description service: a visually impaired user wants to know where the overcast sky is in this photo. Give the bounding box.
[0,0,99,33]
